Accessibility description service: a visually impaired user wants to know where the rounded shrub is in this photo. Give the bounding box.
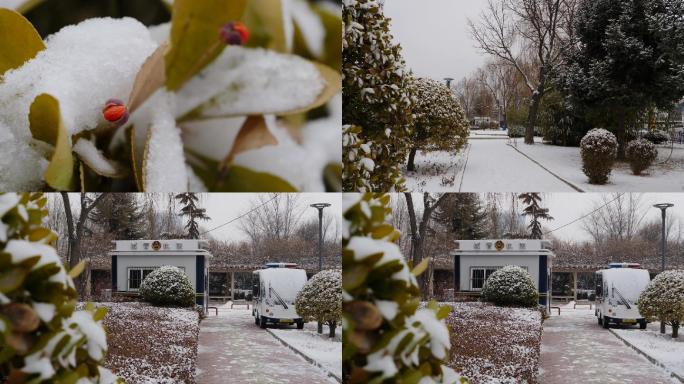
[580,128,618,184]
[481,266,538,307]
[638,270,684,338]
[139,266,195,307]
[295,270,342,337]
[0,193,118,382]
[643,130,670,145]
[625,138,658,175]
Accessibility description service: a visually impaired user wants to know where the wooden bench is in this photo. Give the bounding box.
[230,300,250,309]
[207,306,218,316]
[550,306,560,316]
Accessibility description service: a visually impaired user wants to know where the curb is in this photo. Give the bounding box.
[609,328,684,383]
[266,328,342,383]
[506,143,585,192]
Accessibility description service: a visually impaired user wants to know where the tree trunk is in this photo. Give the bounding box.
[673,321,679,338]
[525,91,541,145]
[328,320,336,338]
[616,111,626,160]
[406,147,418,172]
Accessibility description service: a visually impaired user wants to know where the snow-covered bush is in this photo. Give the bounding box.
[643,130,670,145]
[342,125,374,192]
[0,2,342,192]
[295,269,341,338]
[139,266,195,307]
[342,194,465,383]
[580,128,618,184]
[0,193,118,383]
[625,138,658,175]
[342,0,416,191]
[481,266,538,307]
[638,270,684,338]
[408,77,469,171]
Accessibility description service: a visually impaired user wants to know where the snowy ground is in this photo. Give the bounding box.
[539,302,677,383]
[444,302,543,383]
[195,302,336,384]
[269,322,341,379]
[403,136,684,192]
[91,302,200,384]
[612,323,684,380]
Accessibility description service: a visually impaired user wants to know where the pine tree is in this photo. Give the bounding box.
[435,193,489,239]
[175,193,211,239]
[518,193,553,239]
[342,0,416,191]
[560,0,684,158]
[92,193,145,239]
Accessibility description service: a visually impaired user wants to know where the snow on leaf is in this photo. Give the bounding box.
[73,138,122,178]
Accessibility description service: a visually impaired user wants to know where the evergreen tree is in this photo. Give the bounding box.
[175,193,211,239]
[342,0,416,191]
[560,0,684,158]
[435,193,489,239]
[92,193,145,239]
[518,193,553,239]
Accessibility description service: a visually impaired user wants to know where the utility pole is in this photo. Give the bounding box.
[310,202,330,335]
[653,203,674,334]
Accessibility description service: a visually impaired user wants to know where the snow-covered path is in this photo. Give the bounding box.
[195,307,335,384]
[539,305,677,383]
[458,138,576,192]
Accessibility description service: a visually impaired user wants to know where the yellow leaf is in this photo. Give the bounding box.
[223,115,278,165]
[412,257,430,277]
[128,42,169,113]
[165,0,248,91]
[279,62,341,116]
[244,0,289,52]
[0,8,45,76]
[68,260,86,279]
[29,94,75,190]
[127,125,144,191]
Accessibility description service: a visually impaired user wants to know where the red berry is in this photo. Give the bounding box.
[102,99,129,124]
[233,22,249,42]
[219,21,249,46]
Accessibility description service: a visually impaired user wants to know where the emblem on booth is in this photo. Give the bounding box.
[152,240,162,251]
[495,240,505,251]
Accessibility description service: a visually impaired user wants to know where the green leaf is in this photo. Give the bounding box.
[67,260,85,279]
[244,0,288,52]
[165,0,248,91]
[29,94,75,190]
[0,268,27,293]
[323,163,341,192]
[0,8,45,76]
[412,257,430,277]
[312,4,342,69]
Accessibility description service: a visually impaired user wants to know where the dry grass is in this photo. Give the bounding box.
[91,302,200,383]
[445,302,542,384]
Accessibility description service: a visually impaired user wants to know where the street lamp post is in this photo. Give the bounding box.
[653,203,674,334]
[310,203,330,335]
[444,77,454,89]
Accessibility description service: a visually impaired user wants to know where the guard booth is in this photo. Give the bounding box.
[451,239,554,309]
[109,239,212,311]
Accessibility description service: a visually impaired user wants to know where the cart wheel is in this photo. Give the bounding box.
[598,316,603,325]
[260,316,267,329]
[639,320,647,330]
[603,316,610,328]
[255,315,260,326]
[296,320,304,329]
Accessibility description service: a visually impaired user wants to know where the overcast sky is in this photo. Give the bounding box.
[394,193,684,242]
[383,0,489,81]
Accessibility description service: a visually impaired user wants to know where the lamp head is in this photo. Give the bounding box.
[653,203,674,210]
[310,203,331,210]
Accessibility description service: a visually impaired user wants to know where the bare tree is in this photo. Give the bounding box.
[469,0,568,144]
[453,76,479,120]
[582,194,646,246]
[239,194,306,255]
[477,60,519,126]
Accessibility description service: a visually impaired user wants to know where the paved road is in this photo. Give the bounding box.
[458,138,575,192]
[539,307,677,383]
[195,307,334,384]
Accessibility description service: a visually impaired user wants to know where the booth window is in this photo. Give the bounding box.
[470,266,528,290]
[127,266,186,290]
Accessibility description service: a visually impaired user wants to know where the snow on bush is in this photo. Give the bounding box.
[481,266,538,307]
[139,266,195,307]
[580,128,618,184]
[638,270,684,338]
[408,77,469,170]
[625,138,658,175]
[342,0,416,191]
[342,125,374,192]
[643,130,670,145]
[0,3,341,192]
[295,269,342,338]
[0,193,118,383]
[342,194,465,383]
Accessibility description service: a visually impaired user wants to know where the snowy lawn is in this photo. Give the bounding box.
[269,322,341,379]
[612,323,684,379]
[403,149,466,191]
[444,302,543,383]
[515,139,684,191]
[91,302,200,383]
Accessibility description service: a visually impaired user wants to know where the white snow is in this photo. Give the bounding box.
[67,310,108,361]
[73,138,119,176]
[0,193,19,218]
[33,302,56,322]
[1,0,27,10]
[143,92,188,192]
[269,322,341,379]
[181,116,247,162]
[613,324,684,379]
[175,46,325,118]
[290,0,326,58]
[4,240,70,286]
[345,236,412,283]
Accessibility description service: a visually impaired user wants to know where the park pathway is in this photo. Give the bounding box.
[195,306,334,384]
[458,137,576,192]
[539,304,677,383]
